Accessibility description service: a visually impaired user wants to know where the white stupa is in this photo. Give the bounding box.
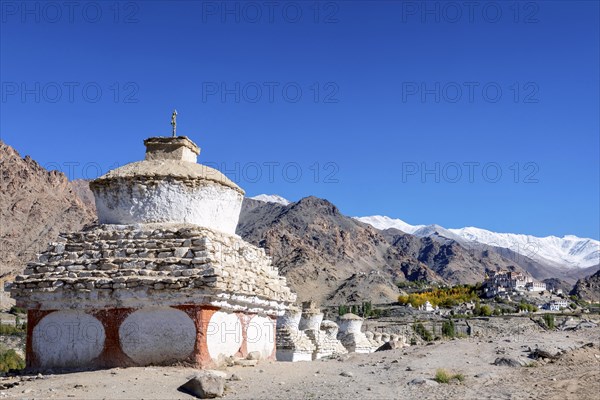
[11,114,296,371]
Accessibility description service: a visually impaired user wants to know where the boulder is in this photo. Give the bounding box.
[530,347,560,360]
[205,370,228,379]
[493,357,526,367]
[408,378,439,386]
[576,321,598,330]
[179,371,225,398]
[234,359,258,367]
[246,351,262,361]
[375,341,401,352]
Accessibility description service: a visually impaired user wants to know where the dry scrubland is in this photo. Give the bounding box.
[0,317,598,400]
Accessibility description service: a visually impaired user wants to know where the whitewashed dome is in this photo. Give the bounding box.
[90,136,245,234]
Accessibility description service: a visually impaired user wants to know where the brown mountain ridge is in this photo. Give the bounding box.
[0,142,95,285]
[1,141,594,307]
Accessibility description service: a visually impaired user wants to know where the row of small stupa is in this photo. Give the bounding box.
[11,120,406,370]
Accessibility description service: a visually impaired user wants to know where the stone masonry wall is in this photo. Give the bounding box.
[11,224,296,313]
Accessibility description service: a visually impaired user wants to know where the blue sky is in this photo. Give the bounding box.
[1,1,598,239]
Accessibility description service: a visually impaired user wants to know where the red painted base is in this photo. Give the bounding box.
[25,305,276,371]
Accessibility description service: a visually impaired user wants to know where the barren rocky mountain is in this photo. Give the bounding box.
[70,178,97,210]
[488,245,598,284]
[237,198,539,305]
[237,196,426,305]
[0,142,95,285]
[542,277,574,294]
[0,142,591,307]
[380,228,531,284]
[571,269,600,303]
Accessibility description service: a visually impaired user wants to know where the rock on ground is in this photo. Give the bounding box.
[408,378,439,386]
[493,357,527,367]
[375,341,402,352]
[246,351,261,361]
[179,371,225,398]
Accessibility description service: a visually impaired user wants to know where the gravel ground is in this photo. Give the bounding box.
[1,323,598,400]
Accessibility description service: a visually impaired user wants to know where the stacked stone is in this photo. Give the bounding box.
[373,332,383,345]
[365,331,408,350]
[390,334,408,347]
[365,331,379,348]
[275,307,315,362]
[299,302,347,360]
[337,313,374,353]
[314,320,348,358]
[11,224,295,314]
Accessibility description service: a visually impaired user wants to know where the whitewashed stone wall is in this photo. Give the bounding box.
[93,181,243,235]
[12,224,296,314]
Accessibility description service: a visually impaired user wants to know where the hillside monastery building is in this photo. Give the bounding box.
[483,270,547,298]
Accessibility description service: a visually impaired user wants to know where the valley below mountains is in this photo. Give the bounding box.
[1,141,598,307]
[239,196,598,304]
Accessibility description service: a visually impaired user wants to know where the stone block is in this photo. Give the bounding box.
[179,372,225,399]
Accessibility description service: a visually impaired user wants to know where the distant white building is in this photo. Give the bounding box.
[525,281,546,292]
[483,270,546,297]
[545,299,569,311]
[419,301,434,312]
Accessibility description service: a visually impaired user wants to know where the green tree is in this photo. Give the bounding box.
[542,314,555,329]
[0,349,25,372]
[442,320,455,338]
[413,322,433,342]
[362,301,372,317]
[480,305,492,316]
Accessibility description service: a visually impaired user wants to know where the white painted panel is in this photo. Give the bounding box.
[246,315,275,359]
[276,350,312,362]
[206,311,242,359]
[33,311,105,369]
[119,308,196,365]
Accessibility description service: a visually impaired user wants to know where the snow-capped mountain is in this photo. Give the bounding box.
[354,215,423,234]
[244,197,599,271]
[355,215,600,270]
[449,227,600,270]
[248,194,291,206]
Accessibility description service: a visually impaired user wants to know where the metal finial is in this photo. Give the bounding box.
[171,109,178,137]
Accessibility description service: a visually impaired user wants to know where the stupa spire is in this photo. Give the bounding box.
[171,109,177,137]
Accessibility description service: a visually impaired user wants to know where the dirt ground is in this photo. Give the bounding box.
[1,326,598,400]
